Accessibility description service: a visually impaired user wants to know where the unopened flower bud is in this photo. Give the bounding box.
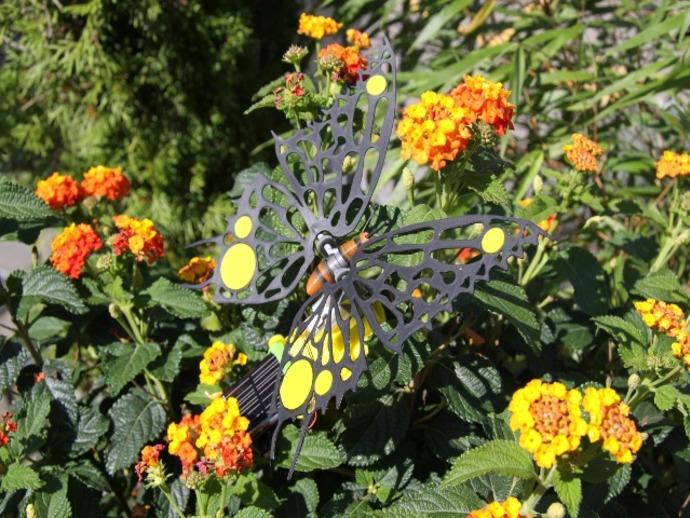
[96,253,113,271]
[532,174,544,194]
[319,54,342,74]
[402,167,415,190]
[26,504,37,518]
[282,45,308,66]
[627,373,641,391]
[108,303,121,319]
[546,502,566,518]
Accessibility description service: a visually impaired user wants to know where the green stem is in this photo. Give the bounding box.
[520,234,550,286]
[520,464,557,515]
[161,483,186,518]
[433,172,443,209]
[145,369,172,415]
[120,304,146,344]
[11,316,43,367]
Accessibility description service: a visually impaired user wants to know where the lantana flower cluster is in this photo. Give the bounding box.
[178,256,216,284]
[199,341,248,386]
[509,379,643,467]
[50,223,103,279]
[319,43,368,84]
[518,198,557,233]
[297,13,342,40]
[135,443,166,486]
[166,395,253,480]
[35,166,130,210]
[635,298,690,369]
[112,215,165,264]
[562,133,603,172]
[656,150,690,179]
[467,497,523,518]
[397,75,514,172]
[0,412,17,446]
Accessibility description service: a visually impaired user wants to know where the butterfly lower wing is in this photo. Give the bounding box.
[273,39,397,238]
[271,282,370,476]
[195,169,315,304]
[347,215,546,352]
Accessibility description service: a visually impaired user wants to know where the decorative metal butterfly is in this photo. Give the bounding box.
[192,39,545,476]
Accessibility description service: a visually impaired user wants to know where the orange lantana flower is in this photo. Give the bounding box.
[81,165,130,201]
[397,91,472,172]
[563,133,603,172]
[319,44,367,84]
[135,444,164,481]
[178,256,216,284]
[450,74,515,136]
[111,215,165,263]
[35,172,81,210]
[297,13,342,40]
[346,28,371,49]
[50,223,103,279]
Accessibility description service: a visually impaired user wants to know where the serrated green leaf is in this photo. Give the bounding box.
[104,342,161,394]
[0,182,54,221]
[149,339,185,381]
[105,389,166,474]
[144,277,208,318]
[32,473,71,518]
[16,385,52,449]
[233,506,274,518]
[291,478,319,516]
[593,314,648,370]
[68,461,111,493]
[21,266,87,315]
[442,440,536,487]
[72,407,110,455]
[1,463,43,491]
[557,247,610,316]
[277,424,346,473]
[474,280,541,350]
[654,384,680,411]
[379,480,483,517]
[554,467,582,517]
[633,269,689,304]
[0,339,30,394]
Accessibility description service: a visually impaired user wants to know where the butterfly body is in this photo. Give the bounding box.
[191,38,546,476]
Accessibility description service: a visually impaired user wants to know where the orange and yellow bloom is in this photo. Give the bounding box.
[563,133,603,172]
[167,414,201,476]
[81,165,130,201]
[508,380,587,468]
[450,74,515,136]
[297,13,342,40]
[50,223,103,279]
[583,387,643,464]
[467,497,524,518]
[346,28,371,49]
[397,91,472,172]
[135,444,164,481]
[319,44,367,84]
[178,256,216,284]
[199,341,247,386]
[634,298,685,337]
[0,412,17,447]
[35,172,81,210]
[656,150,690,179]
[672,331,690,370]
[112,215,165,263]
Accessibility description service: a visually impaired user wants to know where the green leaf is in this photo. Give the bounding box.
[103,342,162,394]
[21,266,87,315]
[556,247,610,316]
[654,384,680,411]
[0,463,43,491]
[28,316,70,341]
[633,269,689,304]
[0,339,30,394]
[149,339,185,382]
[290,478,319,516]
[72,407,110,455]
[233,506,274,518]
[143,278,208,318]
[606,12,687,55]
[593,314,648,370]
[105,388,166,474]
[277,424,346,473]
[553,467,582,518]
[31,473,71,518]
[0,182,54,221]
[68,461,111,493]
[474,280,541,349]
[16,385,52,449]
[442,440,536,487]
[379,480,483,517]
[411,0,472,49]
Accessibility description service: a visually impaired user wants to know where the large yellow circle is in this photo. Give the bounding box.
[481,227,505,254]
[220,243,256,290]
[280,359,314,410]
[233,216,252,239]
[314,370,333,396]
[366,75,387,96]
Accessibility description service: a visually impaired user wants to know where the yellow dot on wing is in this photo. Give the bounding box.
[366,75,387,96]
[481,227,505,254]
[233,216,252,239]
[220,243,256,290]
[280,359,313,410]
[314,370,333,396]
[340,367,352,381]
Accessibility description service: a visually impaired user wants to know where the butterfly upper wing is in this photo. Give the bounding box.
[196,171,315,304]
[273,38,397,239]
[347,215,546,352]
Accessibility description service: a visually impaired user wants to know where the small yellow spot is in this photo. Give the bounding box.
[321,340,330,366]
[220,243,256,290]
[366,75,387,96]
[340,367,352,381]
[481,227,505,254]
[280,359,313,410]
[314,370,333,396]
[234,216,252,239]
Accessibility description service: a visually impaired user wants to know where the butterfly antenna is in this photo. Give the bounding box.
[286,412,313,480]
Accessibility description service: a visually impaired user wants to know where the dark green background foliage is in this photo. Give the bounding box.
[1,1,690,517]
